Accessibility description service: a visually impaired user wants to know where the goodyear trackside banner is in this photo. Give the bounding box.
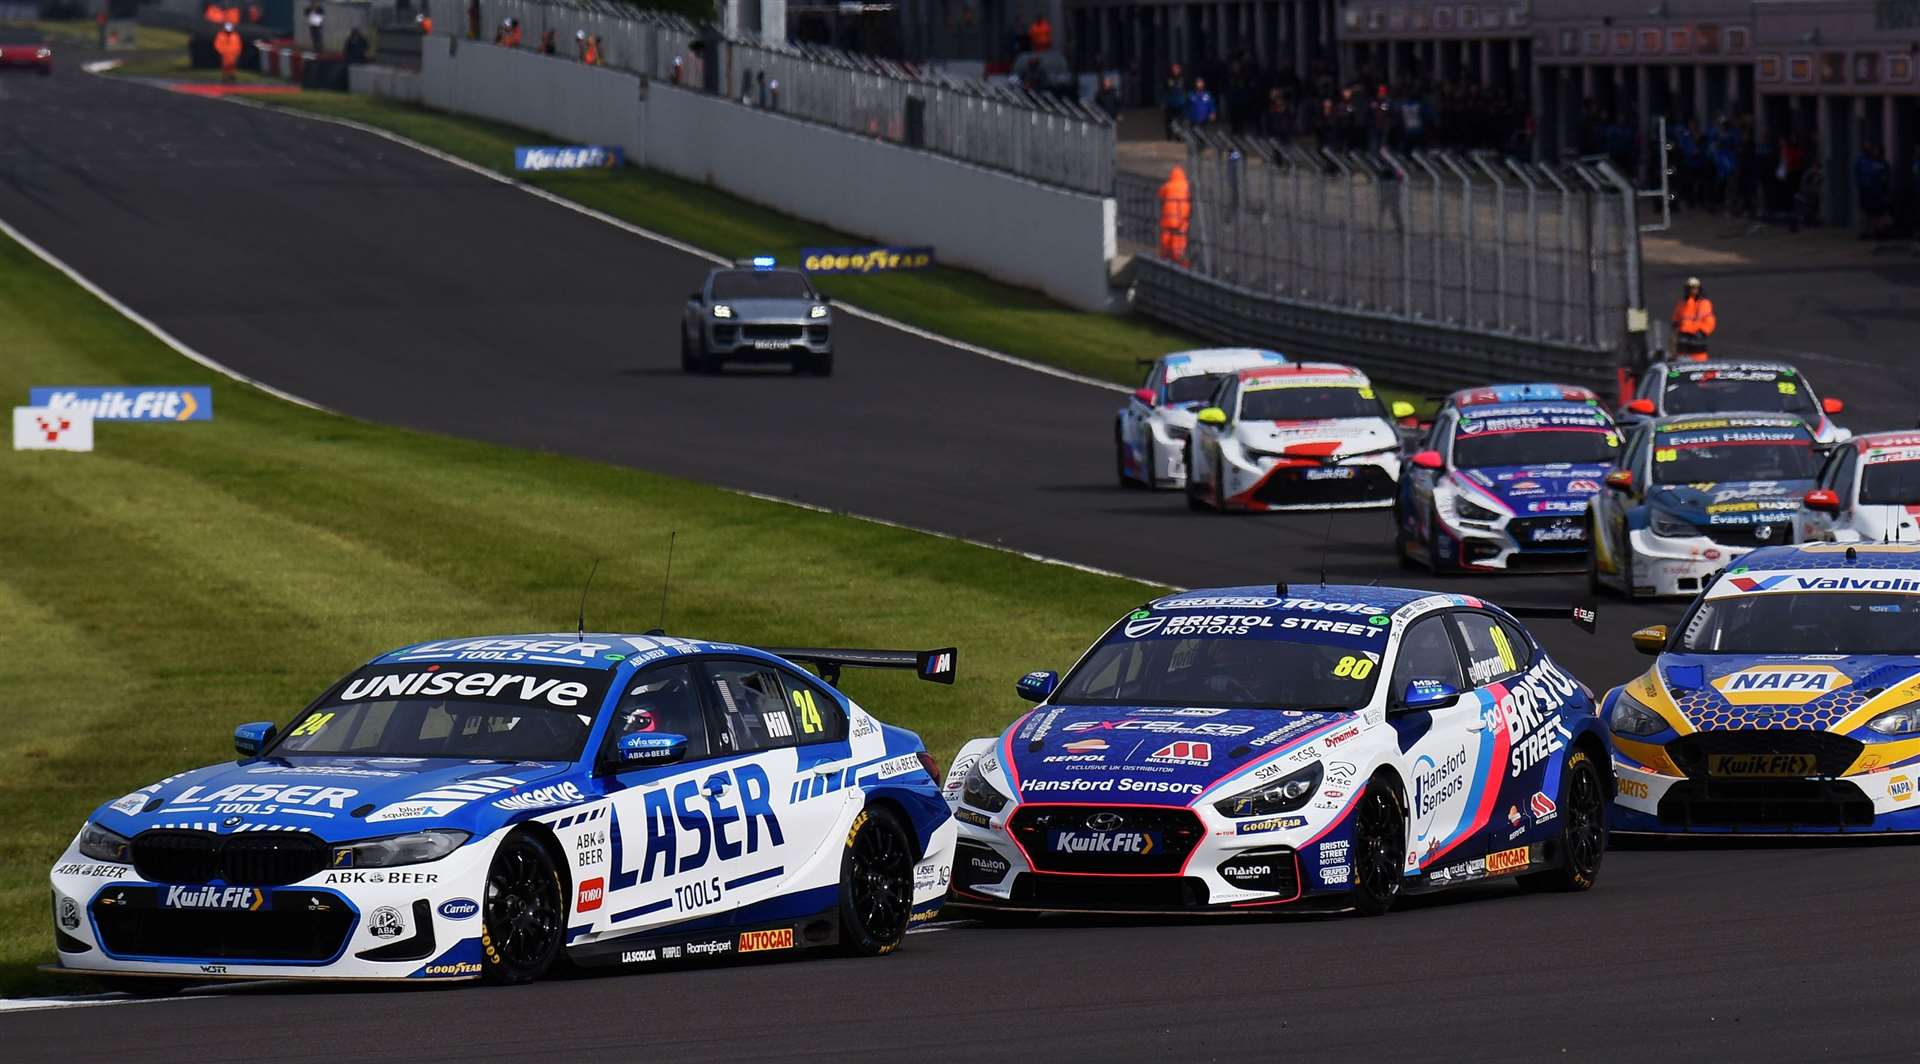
[513,145,622,172]
[31,387,211,422]
[800,247,935,274]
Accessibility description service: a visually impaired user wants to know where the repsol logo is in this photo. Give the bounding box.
[608,764,783,891]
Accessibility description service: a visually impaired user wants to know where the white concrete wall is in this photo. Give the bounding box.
[349,63,424,104]
[404,37,1115,310]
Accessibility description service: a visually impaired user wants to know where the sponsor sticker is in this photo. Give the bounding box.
[577,877,605,913]
[439,898,480,920]
[13,406,94,451]
[31,386,212,421]
[513,145,622,171]
[1485,845,1529,875]
[738,928,795,953]
[1892,775,1914,803]
[801,246,934,274]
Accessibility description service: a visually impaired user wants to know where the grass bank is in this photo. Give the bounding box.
[0,228,1158,995]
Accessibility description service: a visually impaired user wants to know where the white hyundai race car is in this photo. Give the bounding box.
[1796,431,1920,546]
[1116,348,1290,489]
[1184,363,1413,512]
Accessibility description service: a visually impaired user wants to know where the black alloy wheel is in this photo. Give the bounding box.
[1520,748,1607,893]
[839,806,915,956]
[482,832,566,984]
[1349,778,1405,916]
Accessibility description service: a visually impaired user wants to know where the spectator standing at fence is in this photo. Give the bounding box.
[1095,76,1122,121]
[1157,165,1191,266]
[345,24,368,63]
[1163,63,1187,140]
[1670,277,1716,358]
[1856,141,1893,238]
[305,2,323,52]
[416,11,431,35]
[1186,78,1217,127]
[213,20,241,81]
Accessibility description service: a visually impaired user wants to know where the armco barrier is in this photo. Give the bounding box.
[1131,256,1619,394]
[413,38,1116,311]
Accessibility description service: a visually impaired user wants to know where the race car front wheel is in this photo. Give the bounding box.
[1349,777,1405,917]
[481,832,566,984]
[1518,748,1606,893]
[838,805,915,956]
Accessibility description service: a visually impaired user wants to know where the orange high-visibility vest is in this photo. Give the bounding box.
[1157,165,1191,264]
[1672,295,1716,337]
[214,29,242,64]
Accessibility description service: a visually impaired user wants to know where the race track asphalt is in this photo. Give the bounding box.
[5,59,1920,1061]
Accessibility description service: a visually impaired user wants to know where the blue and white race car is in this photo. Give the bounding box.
[1606,544,1920,833]
[1620,359,1849,447]
[943,587,1607,916]
[1116,348,1290,489]
[1396,384,1620,572]
[50,634,956,988]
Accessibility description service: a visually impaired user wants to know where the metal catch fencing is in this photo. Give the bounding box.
[1122,130,1647,388]
[442,0,1116,196]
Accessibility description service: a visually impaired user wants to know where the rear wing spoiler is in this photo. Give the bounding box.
[1503,604,1598,634]
[760,647,957,686]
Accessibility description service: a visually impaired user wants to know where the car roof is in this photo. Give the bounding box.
[1659,359,1799,377]
[1161,349,1289,375]
[1652,412,1809,434]
[372,632,769,671]
[1236,362,1367,386]
[1852,431,1920,454]
[1446,383,1599,408]
[1727,545,1920,574]
[1150,584,1440,614]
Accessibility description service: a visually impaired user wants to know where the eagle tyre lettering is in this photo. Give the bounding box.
[838,805,914,957]
[1518,748,1606,893]
[1350,777,1405,917]
[481,833,566,984]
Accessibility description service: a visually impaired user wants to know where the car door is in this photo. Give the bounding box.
[696,658,856,918]
[1596,422,1650,568]
[1441,611,1540,870]
[1385,612,1489,878]
[1798,445,1849,543]
[1121,361,1159,475]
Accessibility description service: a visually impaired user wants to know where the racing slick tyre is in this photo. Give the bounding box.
[480,831,567,984]
[1424,509,1452,574]
[1349,776,1406,917]
[1393,510,1420,570]
[680,332,696,373]
[1517,748,1606,893]
[838,805,915,956]
[1184,443,1206,509]
[1212,457,1228,512]
[1117,427,1140,489]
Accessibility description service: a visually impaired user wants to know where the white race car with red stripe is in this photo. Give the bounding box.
[1116,348,1291,489]
[940,585,1610,916]
[1183,363,1408,511]
[1796,431,1920,546]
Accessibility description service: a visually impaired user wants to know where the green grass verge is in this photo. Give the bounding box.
[3,18,190,52]
[261,91,1202,386]
[0,227,1159,996]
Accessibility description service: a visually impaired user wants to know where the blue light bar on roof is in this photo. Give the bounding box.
[751,256,776,270]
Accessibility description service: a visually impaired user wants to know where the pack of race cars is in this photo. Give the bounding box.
[50,348,1920,990]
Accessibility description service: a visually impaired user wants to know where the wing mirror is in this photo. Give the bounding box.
[1822,397,1845,415]
[617,732,689,766]
[1803,488,1841,513]
[234,721,276,757]
[1132,387,1157,408]
[1605,469,1635,492]
[1390,400,1417,419]
[1195,407,1228,428]
[1410,449,1443,471]
[1397,679,1460,711]
[1631,625,1669,656]
[1626,398,1656,415]
[1015,670,1058,703]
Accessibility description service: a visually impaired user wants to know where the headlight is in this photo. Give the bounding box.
[711,304,733,319]
[1609,691,1667,736]
[77,822,131,864]
[1454,496,1503,523]
[1213,761,1322,818]
[960,761,1010,813]
[809,304,829,319]
[37,48,52,58]
[1649,509,1701,538]
[1866,705,1920,737]
[330,829,469,869]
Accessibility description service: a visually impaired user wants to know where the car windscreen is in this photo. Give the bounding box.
[1239,385,1379,422]
[1662,372,1817,419]
[1681,592,1920,654]
[271,664,611,761]
[1861,458,1920,506]
[1652,426,1816,484]
[1452,425,1618,467]
[1055,619,1382,710]
[710,270,812,300]
[1166,373,1225,405]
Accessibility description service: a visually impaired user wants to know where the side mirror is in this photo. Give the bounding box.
[1015,670,1058,703]
[688,290,703,302]
[1397,679,1460,711]
[1605,469,1635,492]
[1390,400,1417,419]
[1627,398,1656,415]
[1631,625,1669,656]
[617,732,689,767]
[1822,396,1845,415]
[1410,449,1444,471]
[1803,488,1841,513]
[234,721,276,757]
[1132,387,1157,407]
[1195,407,1228,428]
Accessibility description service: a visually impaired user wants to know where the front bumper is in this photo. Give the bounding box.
[702,318,831,360]
[49,840,494,982]
[1622,528,1748,598]
[1140,420,1193,487]
[1429,502,1591,572]
[1220,449,1400,512]
[1611,749,1920,834]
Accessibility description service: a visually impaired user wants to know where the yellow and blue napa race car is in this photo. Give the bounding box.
[1605,544,1920,834]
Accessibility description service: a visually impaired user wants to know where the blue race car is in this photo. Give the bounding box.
[50,634,957,988]
[1606,544,1920,834]
[1397,383,1621,572]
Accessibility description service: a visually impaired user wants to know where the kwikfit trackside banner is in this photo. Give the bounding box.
[31,387,211,421]
[513,145,623,171]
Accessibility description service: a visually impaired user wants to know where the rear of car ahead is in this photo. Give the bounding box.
[1607,544,1920,834]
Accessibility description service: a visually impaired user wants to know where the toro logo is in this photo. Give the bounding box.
[738,928,794,953]
[576,877,605,913]
[1148,741,1212,766]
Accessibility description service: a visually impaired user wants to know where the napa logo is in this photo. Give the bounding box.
[1710,665,1852,706]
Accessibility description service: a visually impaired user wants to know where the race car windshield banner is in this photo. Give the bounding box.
[323,664,614,713]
